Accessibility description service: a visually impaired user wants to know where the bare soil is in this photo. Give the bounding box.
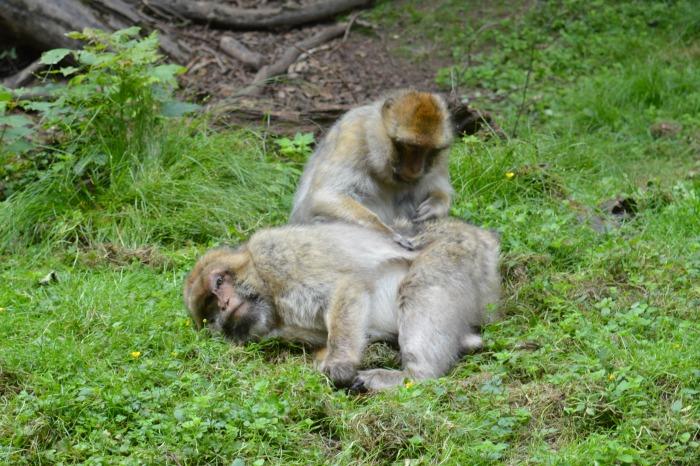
[1,1,453,133]
[177,21,450,131]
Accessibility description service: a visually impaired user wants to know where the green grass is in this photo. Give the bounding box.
[2,0,700,464]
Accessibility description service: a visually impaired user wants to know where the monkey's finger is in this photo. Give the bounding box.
[393,234,416,250]
[413,211,436,223]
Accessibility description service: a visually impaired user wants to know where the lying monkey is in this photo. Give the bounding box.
[183,218,500,391]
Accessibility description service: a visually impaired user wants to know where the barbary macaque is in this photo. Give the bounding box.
[289,89,454,248]
[183,219,500,391]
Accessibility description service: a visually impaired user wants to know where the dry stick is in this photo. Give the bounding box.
[2,58,45,88]
[219,36,265,71]
[199,44,226,72]
[145,0,372,30]
[511,42,535,138]
[238,23,348,97]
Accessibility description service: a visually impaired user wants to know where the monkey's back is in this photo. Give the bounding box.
[289,103,382,224]
[404,219,501,326]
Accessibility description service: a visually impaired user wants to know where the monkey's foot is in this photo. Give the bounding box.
[350,368,408,392]
[461,334,483,353]
[319,360,357,387]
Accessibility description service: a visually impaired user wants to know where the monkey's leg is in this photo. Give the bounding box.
[318,280,370,387]
[352,285,467,392]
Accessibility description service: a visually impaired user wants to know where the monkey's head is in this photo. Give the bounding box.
[381,90,453,183]
[183,246,274,344]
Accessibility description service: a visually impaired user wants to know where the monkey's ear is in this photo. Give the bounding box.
[381,97,396,118]
[220,249,251,272]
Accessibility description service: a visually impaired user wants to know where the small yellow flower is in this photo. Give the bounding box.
[505,171,515,179]
[404,380,415,389]
[0,307,5,312]
[608,374,615,381]
[171,351,177,357]
[130,351,142,359]
[202,318,207,324]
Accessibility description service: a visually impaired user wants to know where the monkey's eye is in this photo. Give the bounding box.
[215,276,224,288]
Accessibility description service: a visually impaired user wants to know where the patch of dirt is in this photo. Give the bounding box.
[177,21,450,132]
[78,243,172,269]
[0,367,24,396]
[1,1,503,136]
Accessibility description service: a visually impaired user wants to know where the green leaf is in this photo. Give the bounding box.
[0,115,32,128]
[112,26,141,41]
[66,31,89,40]
[161,100,201,117]
[40,48,71,65]
[59,66,80,76]
[294,132,314,145]
[671,399,682,413]
[21,101,54,113]
[618,454,635,463]
[0,87,12,102]
[151,64,186,86]
[76,50,98,66]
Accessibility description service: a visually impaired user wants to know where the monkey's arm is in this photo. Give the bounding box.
[311,192,415,249]
[317,280,370,386]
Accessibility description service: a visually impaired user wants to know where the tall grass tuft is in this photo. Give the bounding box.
[0,29,298,250]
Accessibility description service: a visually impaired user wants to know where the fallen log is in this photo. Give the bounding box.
[0,0,104,50]
[0,0,187,71]
[146,0,372,30]
[210,99,351,134]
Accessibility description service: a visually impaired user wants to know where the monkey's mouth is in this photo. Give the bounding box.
[227,301,246,316]
[393,170,420,184]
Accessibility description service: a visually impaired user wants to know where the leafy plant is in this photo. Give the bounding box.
[27,27,195,196]
[0,86,34,155]
[274,132,314,162]
[0,28,296,250]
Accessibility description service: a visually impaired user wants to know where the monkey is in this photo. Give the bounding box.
[183,218,500,391]
[289,89,454,249]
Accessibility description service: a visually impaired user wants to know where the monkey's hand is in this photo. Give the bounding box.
[413,197,449,223]
[318,359,357,388]
[392,232,416,251]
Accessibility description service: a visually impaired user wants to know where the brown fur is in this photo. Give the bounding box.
[290,89,454,248]
[383,91,450,147]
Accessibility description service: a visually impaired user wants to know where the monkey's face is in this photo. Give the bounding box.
[197,269,274,344]
[392,141,442,183]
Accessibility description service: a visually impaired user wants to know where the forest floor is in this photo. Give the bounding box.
[1,0,700,464]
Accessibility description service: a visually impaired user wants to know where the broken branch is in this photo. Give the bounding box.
[219,36,266,71]
[239,23,348,97]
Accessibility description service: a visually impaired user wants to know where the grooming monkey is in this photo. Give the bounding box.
[183,219,500,391]
[289,89,454,248]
